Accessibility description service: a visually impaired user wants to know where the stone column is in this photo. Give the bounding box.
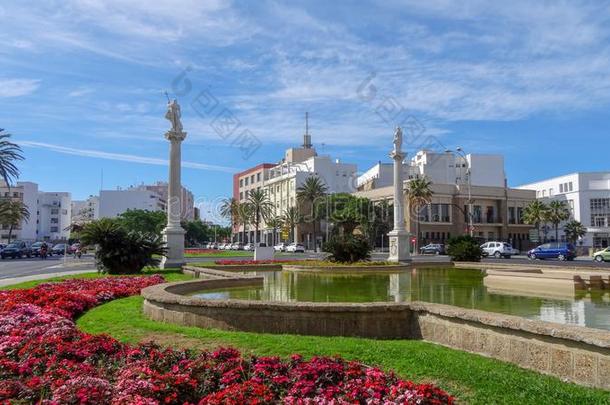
[388,127,411,263]
[160,128,187,268]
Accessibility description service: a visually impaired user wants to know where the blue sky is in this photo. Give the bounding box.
[1,0,610,221]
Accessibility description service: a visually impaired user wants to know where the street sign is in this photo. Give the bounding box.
[529,229,539,243]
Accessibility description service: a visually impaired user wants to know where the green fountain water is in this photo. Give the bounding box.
[190,268,610,331]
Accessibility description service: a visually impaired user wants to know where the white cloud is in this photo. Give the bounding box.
[0,79,40,97]
[18,141,237,173]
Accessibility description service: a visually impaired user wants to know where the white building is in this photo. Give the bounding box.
[0,181,72,242]
[37,191,72,241]
[71,195,100,223]
[518,172,610,248]
[358,150,506,191]
[98,188,166,218]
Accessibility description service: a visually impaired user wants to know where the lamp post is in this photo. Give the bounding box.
[446,147,474,237]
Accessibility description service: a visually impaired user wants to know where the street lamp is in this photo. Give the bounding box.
[446,147,474,237]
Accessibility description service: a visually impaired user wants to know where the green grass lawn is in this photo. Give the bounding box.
[5,272,609,404]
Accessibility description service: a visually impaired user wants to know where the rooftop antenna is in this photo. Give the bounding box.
[303,112,312,149]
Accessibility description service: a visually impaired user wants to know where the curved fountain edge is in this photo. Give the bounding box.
[141,275,610,390]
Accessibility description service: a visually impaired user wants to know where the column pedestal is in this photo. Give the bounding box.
[161,226,186,268]
[388,229,411,263]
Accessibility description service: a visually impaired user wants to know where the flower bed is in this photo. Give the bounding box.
[0,276,453,404]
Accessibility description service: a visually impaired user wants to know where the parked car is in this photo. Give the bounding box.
[51,243,69,255]
[234,243,245,250]
[528,243,576,261]
[243,243,254,251]
[1,241,32,259]
[481,241,513,258]
[593,247,610,263]
[274,243,287,252]
[419,243,445,255]
[286,243,305,253]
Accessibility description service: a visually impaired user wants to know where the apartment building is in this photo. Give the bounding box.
[71,195,100,223]
[0,181,72,242]
[231,117,358,248]
[518,172,610,248]
[140,181,195,221]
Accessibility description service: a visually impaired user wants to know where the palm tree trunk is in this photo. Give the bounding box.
[7,226,13,244]
[555,223,559,242]
[312,219,317,252]
[415,215,419,255]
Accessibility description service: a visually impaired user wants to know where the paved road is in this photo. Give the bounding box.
[0,255,96,280]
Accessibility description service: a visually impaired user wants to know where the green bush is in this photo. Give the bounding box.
[446,235,483,262]
[323,234,371,263]
[81,219,166,274]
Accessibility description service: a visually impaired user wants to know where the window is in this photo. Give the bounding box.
[559,184,564,193]
[549,188,553,196]
[257,173,261,182]
[50,208,59,215]
[431,204,440,222]
[508,207,516,224]
[50,227,58,233]
[440,204,450,222]
[473,206,482,223]
[50,218,58,224]
[568,200,574,215]
[250,175,255,183]
[568,182,573,191]
[517,207,524,224]
[590,198,610,227]
[486,206,495,223]
[239,192,243,200]
[239,179,243,187]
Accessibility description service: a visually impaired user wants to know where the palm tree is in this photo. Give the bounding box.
[406,176,432,254]
[266,216,283,245]
[219,198,239,242]
[0,130,24,187]
[0,199,30,243]
[282,206,302,243]
[296,176,328,251]
[247,189,273,244]
[545,200,571,241]
[237,202,252,243]
[564,220,587,244]
[522,200,549,243]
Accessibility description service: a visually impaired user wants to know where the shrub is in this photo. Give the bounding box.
[80,219,166,274]
[323,234,371,263]
[446,235,483,262]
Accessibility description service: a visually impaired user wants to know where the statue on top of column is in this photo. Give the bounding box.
[165,99,183,133]
[392,126,403,155]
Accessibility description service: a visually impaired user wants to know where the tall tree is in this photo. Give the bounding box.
[247,189,273,244]
[219,198,239,242]
[296,176,328,250]
[0,200,30,243]
[545,200,571,241]
[0,130,24,187]
[563,219,587,244]
[406,176,433,254]
[319,193,372,236]
[237,202,252,243]
[266,216,283,245]
[282,206,302,244]
[522,200,549,243]
[116,209,166,236]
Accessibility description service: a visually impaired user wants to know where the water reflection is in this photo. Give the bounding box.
[190,268,610,331]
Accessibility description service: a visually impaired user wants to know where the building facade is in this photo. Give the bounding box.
[518,172,610,248]
[355,182,535,251]
[98,188,166,218]
[0,181,72,242]
[140,181,195,221]
[355,150,534,250]
[71,195,100,223]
